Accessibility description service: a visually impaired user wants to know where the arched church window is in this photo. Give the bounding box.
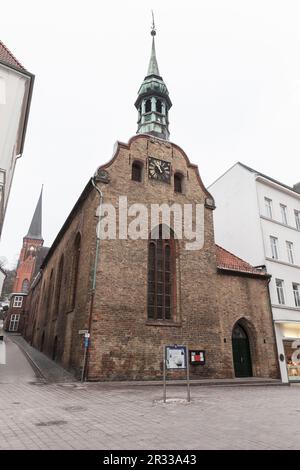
[145,99,151,113]
[132,161,143,182]
[55,255,64,314]
[174,173,183,193]
[156,99,162,113]
[70,233,81,310]
[22,279,30,293]
[147,225,175,321]
[46,269,54,313]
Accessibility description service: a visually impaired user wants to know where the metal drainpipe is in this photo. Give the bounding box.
[81,177,103,382]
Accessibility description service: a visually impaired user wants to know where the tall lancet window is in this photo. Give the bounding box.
[70,233,81,310]
[148,225,175,321]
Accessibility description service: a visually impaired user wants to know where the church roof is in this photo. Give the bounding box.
[216,245,268,277]
[32,246,49,279]
[26,188,43,240]
[0,40,25,71]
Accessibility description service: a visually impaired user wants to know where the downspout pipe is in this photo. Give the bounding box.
[81,176,103,382]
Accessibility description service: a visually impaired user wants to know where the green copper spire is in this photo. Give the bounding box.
[135,13,172,141]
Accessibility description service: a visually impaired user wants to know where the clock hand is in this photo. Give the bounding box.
[155,163,163,173]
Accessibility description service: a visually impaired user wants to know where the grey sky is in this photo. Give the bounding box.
[1,0,300,267]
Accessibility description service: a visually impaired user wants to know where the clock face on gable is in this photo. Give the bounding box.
[148,157,171,183]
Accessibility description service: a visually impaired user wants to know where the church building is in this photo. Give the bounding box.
[13,188,47,294]
[4,189,48,333]
[24,25,280,381]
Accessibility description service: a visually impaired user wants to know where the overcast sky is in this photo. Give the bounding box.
[1,0,300,267]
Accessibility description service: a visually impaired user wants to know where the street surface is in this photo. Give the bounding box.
[0,336,300,450]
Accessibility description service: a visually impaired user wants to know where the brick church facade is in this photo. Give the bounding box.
[13,188,45,294]
[24,25,279,381]
[5,189,48,333]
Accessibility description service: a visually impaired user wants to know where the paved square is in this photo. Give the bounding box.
[1,336,299,450]
[1,379,300,450]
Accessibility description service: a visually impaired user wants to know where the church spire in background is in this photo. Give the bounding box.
[26,186,43,240]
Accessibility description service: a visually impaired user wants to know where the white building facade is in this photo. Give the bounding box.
[209,162,300,383]
[0,41,34,238]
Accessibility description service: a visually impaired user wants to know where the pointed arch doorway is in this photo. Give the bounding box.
[232,323,253,378]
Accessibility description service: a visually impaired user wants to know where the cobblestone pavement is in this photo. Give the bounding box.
[1,336,300,450]
[1,379,300,450]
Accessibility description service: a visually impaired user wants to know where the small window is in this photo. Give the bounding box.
[156,99,162,113]
[132,161,143,182]
[280,204,288,225]
[270,236,279,260]
[295,210,300,231]
[0,76,6,105]
[9,314,20,332]
[265,198,273,218]
[21,279,30,293]
[286,241,294,264]
[293,283,300,307]
[174,173,183,193]
[276,279,285,305]
[145,99,151,113]
[13,296,23,308]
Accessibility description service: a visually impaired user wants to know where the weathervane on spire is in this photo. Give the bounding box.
[151,10,156,36]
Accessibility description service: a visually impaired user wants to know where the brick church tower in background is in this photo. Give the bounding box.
[13,188,44,293]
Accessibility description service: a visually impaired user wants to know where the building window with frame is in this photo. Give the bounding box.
[174,173,183,193]
[21,279,29,293]
[147,225,176,321]
[293,283,300,308]
[9,314,20,332]
[280,204,288,225]
[265,197,273,218]
[276,279,285,305]
[295,210,300,231]
[131,161,143,182]
[286,241,295,264]
[270,236,279,260]
[13,296,23,308]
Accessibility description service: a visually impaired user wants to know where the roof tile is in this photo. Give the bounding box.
[0,40,25,71]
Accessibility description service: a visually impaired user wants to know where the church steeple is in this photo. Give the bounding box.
[13,187,44,293]
[135,14,172,140]
[26,186,43,240]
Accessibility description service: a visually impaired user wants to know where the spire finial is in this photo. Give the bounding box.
[151,10,156,36]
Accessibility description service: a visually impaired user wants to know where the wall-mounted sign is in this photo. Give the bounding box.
[165,345,187,370]
[190,350,205,365]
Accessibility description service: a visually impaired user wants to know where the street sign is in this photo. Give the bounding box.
[78,330,88,335]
